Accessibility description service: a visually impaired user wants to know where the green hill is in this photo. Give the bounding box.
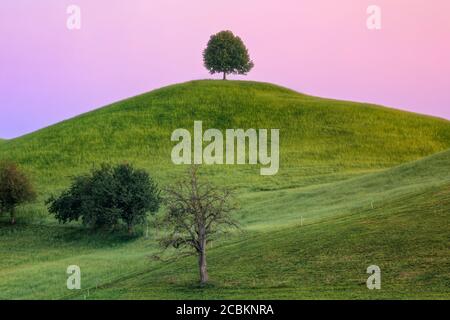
[0,80,449,299]
[1,80,450,194]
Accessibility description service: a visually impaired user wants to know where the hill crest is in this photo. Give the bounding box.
[0,80,450,192]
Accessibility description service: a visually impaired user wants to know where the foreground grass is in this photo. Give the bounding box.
[83,187,449,300]
[1,149,449,299]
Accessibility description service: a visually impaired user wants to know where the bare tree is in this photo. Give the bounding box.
[160,166,238,284]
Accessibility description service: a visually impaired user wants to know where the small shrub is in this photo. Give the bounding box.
[0,161,36,224]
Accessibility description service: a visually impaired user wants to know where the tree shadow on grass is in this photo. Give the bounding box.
[50,226,142,248]
[0,219,141,250]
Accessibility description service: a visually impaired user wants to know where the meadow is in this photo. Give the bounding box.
[0,80,449,299]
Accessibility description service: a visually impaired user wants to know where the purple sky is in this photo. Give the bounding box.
[1,0,449,139]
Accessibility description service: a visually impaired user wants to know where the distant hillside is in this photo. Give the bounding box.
[1,80,449,194]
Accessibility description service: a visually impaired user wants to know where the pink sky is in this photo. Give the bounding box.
[0,0,449,138]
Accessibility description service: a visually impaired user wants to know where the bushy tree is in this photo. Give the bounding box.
[47,163,161,234]
[160,166,238,284]
[0,161,36,224]
[203,30,254,80]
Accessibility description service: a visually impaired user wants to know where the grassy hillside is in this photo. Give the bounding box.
[0,80,449,300]
[1,80,450,196]
[1,149,449,299]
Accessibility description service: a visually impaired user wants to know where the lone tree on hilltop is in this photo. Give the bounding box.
[0,161,36,224]
[160,166,239,284]
[203,30,254,80]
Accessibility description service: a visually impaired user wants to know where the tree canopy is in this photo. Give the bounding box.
[47,163,161,233]
[203,30,254,80]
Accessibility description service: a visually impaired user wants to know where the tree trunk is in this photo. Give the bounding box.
[128,223,133,235]
[198,247,208,284]
[10,208,16,225]
[223,72,227,80]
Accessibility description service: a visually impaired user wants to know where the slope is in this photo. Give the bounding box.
[0,80,449,197]
[69,149,450,299]
[1,148,449,299]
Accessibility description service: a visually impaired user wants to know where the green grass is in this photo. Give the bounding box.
[1,80,450,194]
[0,80,449,299]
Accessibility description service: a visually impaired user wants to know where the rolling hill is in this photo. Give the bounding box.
[1,80,450,194]
[0,80,449,299]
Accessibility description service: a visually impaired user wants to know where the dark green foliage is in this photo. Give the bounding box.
[114,164,161,233]
[0,161,36,224]
[47,164,161,233]
[203,31,254,80]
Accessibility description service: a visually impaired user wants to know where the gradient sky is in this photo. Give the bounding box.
[1,0,449,138]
